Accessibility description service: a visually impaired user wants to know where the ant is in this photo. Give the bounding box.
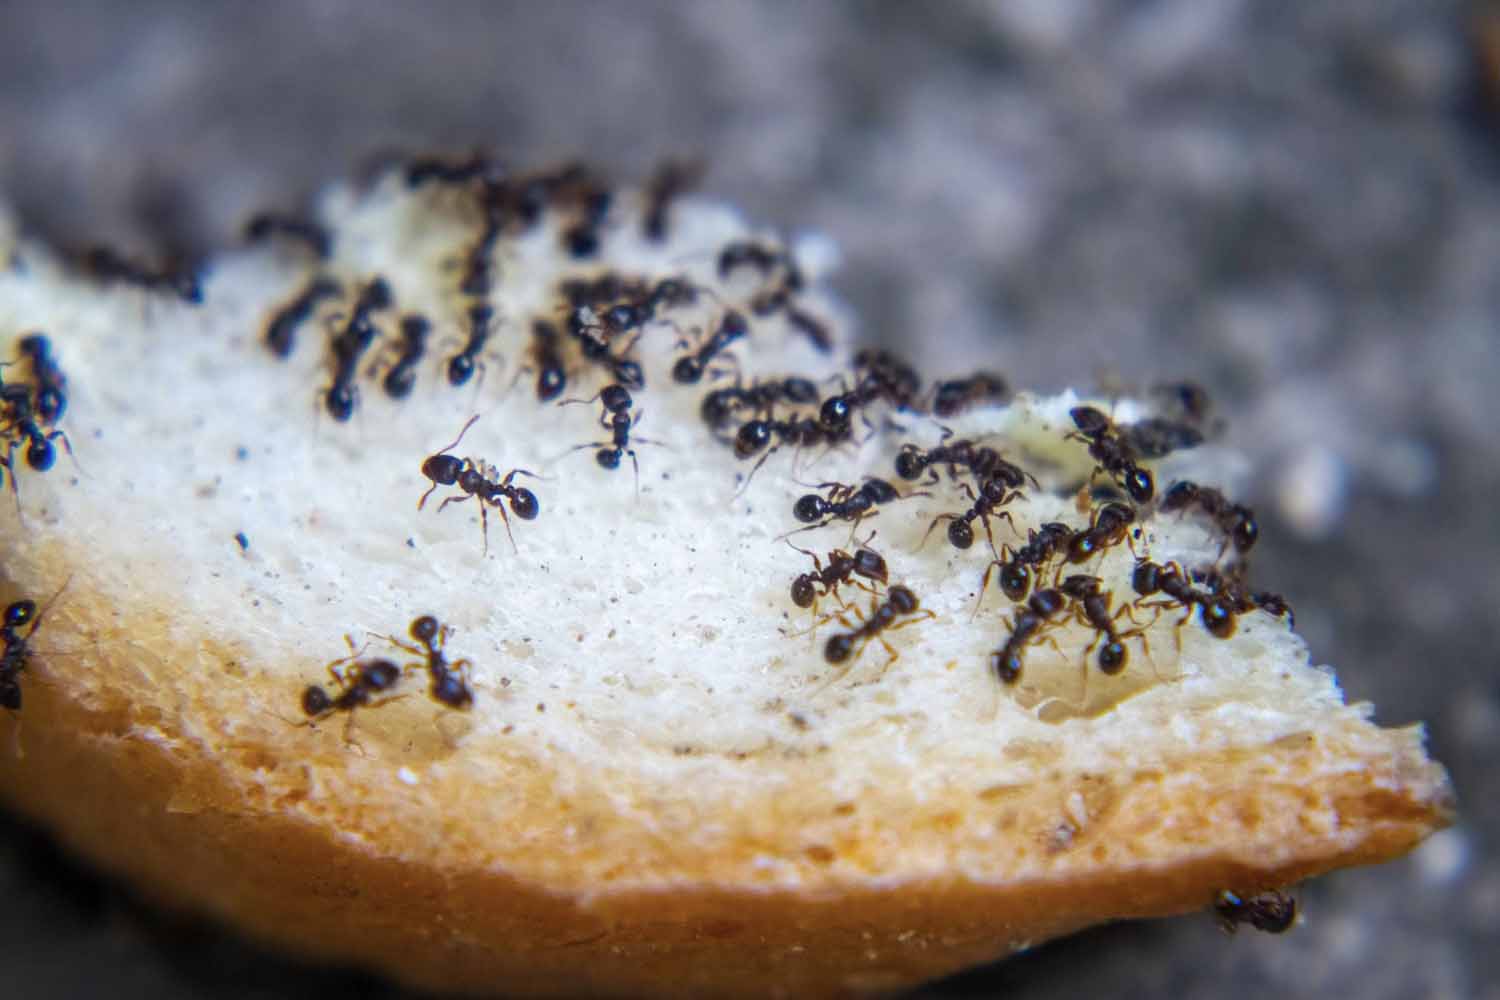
[300,653,404,742]
[818,353,923,438]
[788,534,888,613]
[672,310,748,384]
[0,599,41,710]
[322,277,392,421]
[243,211,331,259]
[561,384,657,492]
[405,152,504,188]
[1213,889,1296,934]
[642,159,704,242]
[1153,381,1214,424]
[1063,502,1136,565]
[894,437,1034,489]
[1058,574,1150,677]
[700,376,820,432]
[1160,480,1258,555]
[382,615,475,710]
[1131,560,1240,644]
[974,522,1074,612]
[791,477,921,537]
[382,314,431,399]
[921,473,1024,552]
[82,246,202,304]
[784,306,832,354]
[990,586,1069,685]
[1068,406,1154,505]
[459,210,503,297]
[447,302,498,388]
[717,241,788,283]
[526,319,568,402]
[564,306,644,390]
[820,584,934,685]
[16,333,67,424]
[1118,417,1204,460]
[264,276,342,359]
[930,372,1008,418]
[418,415,541,555]
[1,373,74,495]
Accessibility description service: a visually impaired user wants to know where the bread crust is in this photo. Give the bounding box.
[0,575,1452,997]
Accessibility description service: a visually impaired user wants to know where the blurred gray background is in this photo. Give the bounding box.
[1,1,1496,996]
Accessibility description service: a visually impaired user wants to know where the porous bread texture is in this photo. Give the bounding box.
[0,177,1453,996]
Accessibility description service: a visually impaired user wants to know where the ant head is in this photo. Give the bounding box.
[1124,468,1154,504]
[599,385,632,413]
[672,357,703,384]
[893,447,925,481]
[325,386,356,422]
[734,421,771,459]
[0,679,20,711]
[1201,600,1236,639]
[410,616,440,645]
[384,368,416,400]
[818,396,851,432]
[536,367,566,402]
[991,649,1023,686]
[447,354,476,386]
[4,600,37,630]
[301,685,332,717]
[365,277,393,310]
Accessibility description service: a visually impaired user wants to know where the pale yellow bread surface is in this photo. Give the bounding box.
[0,178,1453,995]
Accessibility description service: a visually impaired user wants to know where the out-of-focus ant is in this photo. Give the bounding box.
[784,305,833,354]
[381,614,475,710]
[930,372,1008,418]
[0,587,63,712]
[525,319,568,402]
[322,277,391,421]
[83,246,203,304]
[382,314,430,399]
[17,333,67,425]
[243,211,332,259]
[405,152,504,188]
[1068,406,1154,505]
[300,653,404,743]
[700,376,820,431]
[819,584,934,686]
[418,415,541,555]
[1160,480,1258,556]
[642,159,704,242]
[447,302,499,388]
[1213,889,1296,934]
[264,277,341,359]
[672,310,748,384]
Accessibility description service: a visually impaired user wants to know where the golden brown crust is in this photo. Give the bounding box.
[0,577,1452,997]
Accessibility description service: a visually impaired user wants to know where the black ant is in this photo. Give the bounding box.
[788,535,888,612]
[975,521,1075,610]
[894,437,1035,489]
[264,276,341,359]
[526,319,568,402]
[791,478,921,536]
[820,584,934,685]
[561,384,657,492]
[382,615,475,710]
[1160,480,1258,555]
[381,314,431,399]
[672,310,748,384]
[405,152,504,188]
[1131,560,1240,644]
[784,306,832,354]
[642,159,704,242]
[16,333,67,425]
[564,307,645,390]
[0,598,41,710]
[700,376,820,431]
[1118,416,1204,460]
[990,586,1070,685]
[1068,406,1154,505]
[930,372,1009,418]
[717,241,786,282]
[818,354,923,438]
[1,374,74,492]
[323,277,392,421]
[82,246,202,304]
[299,652,404,742]
[448,302,498,387]
[921,473,1024,552]
[1153,381,1214,424]
[418,415,541,555]
[1064,502,1136,565]
[1213,889,1296,934]
[243,211,332,259]
[1058,574,1150,677]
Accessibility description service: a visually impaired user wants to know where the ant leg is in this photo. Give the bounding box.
[918,513,957,551]
[417,482,440,510]
[628,448,641,500]
[1,450,19,520]
[494,500,518,555]
[435,491,475,515]
[971,560,1003,622]
[733,444,781,500]
[477,503,491,557]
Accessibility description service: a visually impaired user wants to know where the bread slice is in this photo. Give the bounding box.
[0,168,1452,997]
